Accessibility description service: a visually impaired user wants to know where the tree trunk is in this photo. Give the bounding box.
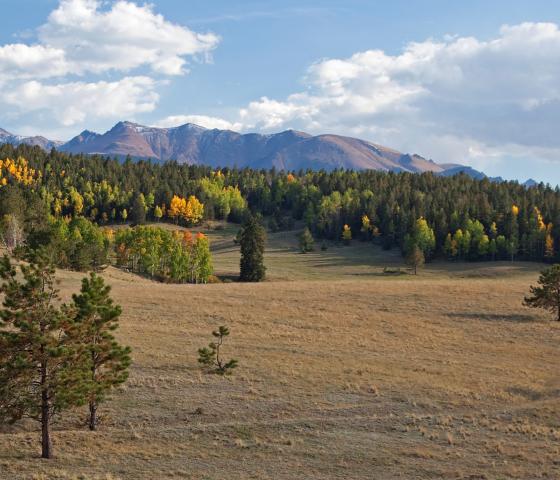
[89,401,97,431]
[41,364,52,459]
[89,351,97,431]
[41,407,51,459]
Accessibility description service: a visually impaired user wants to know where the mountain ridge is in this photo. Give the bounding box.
[0,128,63,151]
[1,121,492,178]
[57,120,460,174]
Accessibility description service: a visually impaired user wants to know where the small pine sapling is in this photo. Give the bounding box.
[198,326,238,375]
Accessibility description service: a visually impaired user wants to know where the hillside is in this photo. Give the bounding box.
[1,231,558,479]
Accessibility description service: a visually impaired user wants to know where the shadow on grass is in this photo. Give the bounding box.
[447,312,538,323]
[507,386,560,400]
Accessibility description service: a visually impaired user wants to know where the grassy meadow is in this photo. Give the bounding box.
[0,224,558,479]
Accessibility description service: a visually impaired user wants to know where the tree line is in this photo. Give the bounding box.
[1,143,560,264]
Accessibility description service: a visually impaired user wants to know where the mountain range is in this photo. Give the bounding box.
[0,121,526,183]
[0,128,63,151]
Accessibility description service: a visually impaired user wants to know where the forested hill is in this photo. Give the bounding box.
[0,142,558,264]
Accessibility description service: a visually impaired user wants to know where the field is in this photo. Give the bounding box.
[1,225,559,479]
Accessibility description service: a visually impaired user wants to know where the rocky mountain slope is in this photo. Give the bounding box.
[57,121,451,173]
[0,128,63,151]
[2,121,484,176]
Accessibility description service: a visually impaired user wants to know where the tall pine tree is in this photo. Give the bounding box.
[239,215,266,282]
[0,255,90,458]
[70,273,131,431]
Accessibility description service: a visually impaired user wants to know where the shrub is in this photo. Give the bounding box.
[198,326,238,375]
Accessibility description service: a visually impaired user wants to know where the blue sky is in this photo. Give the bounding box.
[1,0,560,184]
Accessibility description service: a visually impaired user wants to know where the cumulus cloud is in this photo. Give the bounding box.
[39,0,219,76]
[0,0,218,134]
[2,77,158,127]
[0,44,69,79]
[237,22,560,172]
[154,115,243,131]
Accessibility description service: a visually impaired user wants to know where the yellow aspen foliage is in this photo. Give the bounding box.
[0,157,37,187]
[534,207,546,231]
[53,198,62,216]
[182,195,204,225]
[69,188,84,216]
[511,204,519,216]
[361,214,371,233]
[102,228,115,242]
[168,194,203,224]
[286,173,296,183]
[545,233,555,259]
[169,195,186,222]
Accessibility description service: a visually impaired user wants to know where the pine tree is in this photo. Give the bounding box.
[299,227,315,253]
[69,273,131,430]
[198,326,238,375]
[239,216,266,282]
[130,193,146,226]
[524,264,560,321]
[406,244,425,275]
[0,255,90,458]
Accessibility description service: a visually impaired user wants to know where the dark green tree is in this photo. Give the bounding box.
[299,227,315,253]
[0,255,89,459]
[239,216,266,282]
[130,193,146,226]
[524,264,560,321]
[198,326,238,375]
[70,273,131,430]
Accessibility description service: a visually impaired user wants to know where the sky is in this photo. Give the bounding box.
[1,0,560,184]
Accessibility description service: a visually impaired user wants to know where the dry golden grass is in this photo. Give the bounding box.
[0,231,559,479]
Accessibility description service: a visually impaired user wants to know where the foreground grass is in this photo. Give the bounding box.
[0,229,558,479]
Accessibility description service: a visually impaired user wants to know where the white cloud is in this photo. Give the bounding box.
[2,77,158,127]
[236,22,560,170]
[154,115,242,131]
[1,0,219,79]
[0,0,218,134]
[39,0,220,76]
[0,44,69,79]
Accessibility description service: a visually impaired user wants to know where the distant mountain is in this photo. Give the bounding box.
[0,121,534,184]
[0,128,63,150]
[58,120,451,173]
[523,178,538,188]
[439,164,504,183]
